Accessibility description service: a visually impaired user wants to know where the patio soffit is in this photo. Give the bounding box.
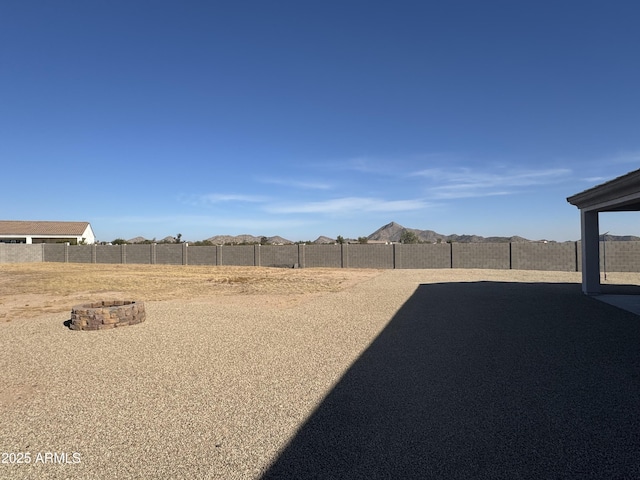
[567,168,640,212]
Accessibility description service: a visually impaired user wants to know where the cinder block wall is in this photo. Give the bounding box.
[188,246,217,265]
[511,242,577,271]
[305,245,342,268]
[577,241,583,272]
[452,243,510,269]
[347,244,394,268]
[43,244,66,262]
[127,245,154,264]
[219,245,254,266]
[260,245,299,267]
[397,243,451,268]
[9,241,640,272]
[601,241,640,272]
[0,244,43,263]
[155,244,183,265]
[68,245,92,263]
[96,245,123,264]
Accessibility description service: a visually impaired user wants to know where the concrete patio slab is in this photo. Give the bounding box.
[595,294,640,316]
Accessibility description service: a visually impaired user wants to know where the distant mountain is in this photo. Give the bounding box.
[127,236,148,244]
[206,234,257,245]
[368,222,407,242]
[125,223,640,246]
[600,234,640,241]
[368,221,531,243]
[267,236,292,245]
[314,236,335,244]
[204,234,293,245]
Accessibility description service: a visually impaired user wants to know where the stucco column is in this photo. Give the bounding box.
[581,209,601,295]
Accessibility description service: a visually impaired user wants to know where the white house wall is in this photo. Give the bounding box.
[81,225,96,244]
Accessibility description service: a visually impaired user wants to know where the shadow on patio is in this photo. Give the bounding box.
[262,281,640,479]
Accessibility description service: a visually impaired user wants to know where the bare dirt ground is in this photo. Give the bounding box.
[0,263,380,322]
[3,263,640,324]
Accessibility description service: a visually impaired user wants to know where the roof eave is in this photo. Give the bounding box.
[567,169,640,211]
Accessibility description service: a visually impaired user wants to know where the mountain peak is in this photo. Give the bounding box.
[366,222,531,243]
[368,221,407,242]
[385,221,404,229]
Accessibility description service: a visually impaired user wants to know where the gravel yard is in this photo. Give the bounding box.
[1,266,639,479]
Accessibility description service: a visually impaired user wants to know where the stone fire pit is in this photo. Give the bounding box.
[70,300,146,331]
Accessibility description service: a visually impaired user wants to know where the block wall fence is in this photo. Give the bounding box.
[2,241,640,272]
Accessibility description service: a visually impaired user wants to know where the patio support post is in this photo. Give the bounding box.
[581,209,601,295]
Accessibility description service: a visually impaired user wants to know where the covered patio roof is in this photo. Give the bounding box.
[567,168,640,295]
[567,168,640,212]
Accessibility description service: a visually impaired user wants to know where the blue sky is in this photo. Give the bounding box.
[2,1,639,242]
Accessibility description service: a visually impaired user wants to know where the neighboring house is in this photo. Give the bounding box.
[0,220,96,244]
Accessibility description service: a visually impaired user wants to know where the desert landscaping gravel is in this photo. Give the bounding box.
[1,267,640,479]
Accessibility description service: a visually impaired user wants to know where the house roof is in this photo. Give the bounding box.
[0,220,91,236]
[567,168,640,212]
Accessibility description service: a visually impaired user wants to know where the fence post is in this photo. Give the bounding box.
[217,245,222,266]
[121,244,126,264]
[509,242,513,270]
[393,243,398,269]
[298,244,305,268]
[151,243,156,264]
[341,243,348,268]
[92,244,97,263]
[254,244,261,267]
[65,242,69,263]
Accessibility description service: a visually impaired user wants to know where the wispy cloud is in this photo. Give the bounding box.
[606,151,640,164]
[96,215,312,237]
[257,177,332,190]
[97,215,210,224]
[265,196,430,214]
[179,193,268,206]
[412,167,572,199]
[317,155,401,176]
[573,151,640,185]
[581,176,608,184]
[345,156,383,173]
